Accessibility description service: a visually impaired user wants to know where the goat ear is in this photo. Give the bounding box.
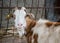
[30,13,35,19]
[14,7,18,10]
[12,7,18,13]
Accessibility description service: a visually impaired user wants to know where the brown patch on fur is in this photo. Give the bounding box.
[26,31,33,43]
[46,22,60,27]
[25,16,36,43]
[33,34,38,43]
[26,31,33,37]
[25,16,36,35]
[25,13,35,20]
[45,22,53,27]
[54,22,60,26]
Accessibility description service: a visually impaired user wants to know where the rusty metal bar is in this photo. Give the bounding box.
[6,0,11,32]
[44,0,47,19]
[17,0,18,7]
[30,0,33,13]
[0,0,3,29]
[41,0,46,18]
[41,8,45,18]
[35,0,39,19]
[0,7,60,9]
[0,0,3,42]
[23,0,26,7]
[42,0,46,18]
[45,0,51,19]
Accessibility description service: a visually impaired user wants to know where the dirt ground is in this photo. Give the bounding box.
[0,36,27,43]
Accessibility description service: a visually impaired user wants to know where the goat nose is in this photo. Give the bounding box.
[18,24,23,26]
[21,24,23,26]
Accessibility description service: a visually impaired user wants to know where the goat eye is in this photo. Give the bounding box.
[24,10,26,12]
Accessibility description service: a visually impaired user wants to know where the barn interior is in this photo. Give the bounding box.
[0,0,60,43]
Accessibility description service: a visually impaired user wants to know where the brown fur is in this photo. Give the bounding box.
[46,22,60,27]
[33,34,38,43]
[25,16,60,43]
[25,13,35,20]
[54,22,60,26]
[25,15,36,43]
[45,22,54,27]
[25,16,36,35]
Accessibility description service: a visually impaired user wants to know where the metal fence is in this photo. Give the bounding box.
[0,0,46,30]
[0,0,60,43]
[0,0,45,43]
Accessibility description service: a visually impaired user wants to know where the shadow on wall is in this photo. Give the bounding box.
[45,0,60,22]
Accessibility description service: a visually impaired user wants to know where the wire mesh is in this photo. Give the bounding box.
[0,0,60,43]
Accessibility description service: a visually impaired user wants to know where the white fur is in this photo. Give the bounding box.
[37,19,49,23]
[14,7,27,38]
[32,19,60,43]
[14,9,20,27]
